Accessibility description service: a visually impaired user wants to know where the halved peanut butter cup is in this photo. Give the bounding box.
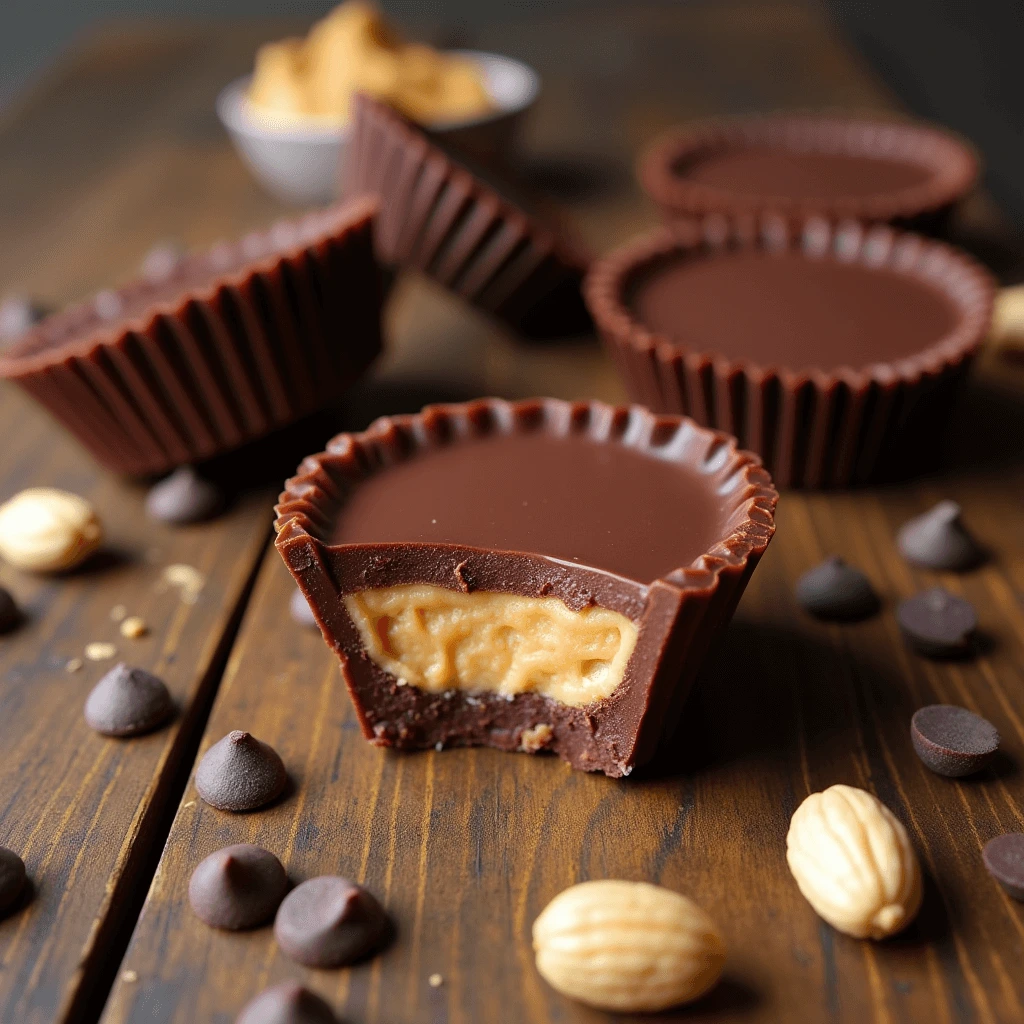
[638,114,979,231]
[586,219,994,487]
[347,93,592,340]
[0,199,385,476]
[274,398,777,777]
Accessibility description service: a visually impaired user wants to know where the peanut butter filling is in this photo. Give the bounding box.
[344,584,638,707]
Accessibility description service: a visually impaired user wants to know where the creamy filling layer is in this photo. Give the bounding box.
[344,584,639,707]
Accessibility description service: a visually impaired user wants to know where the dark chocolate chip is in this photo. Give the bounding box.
[274,876,388,968]
[796,556,880,621]
[897,501,983,571]
[911,704,999,777]
[0,295,47,344]
[188,844,288,930]
[290,588,317,629]
[0,587,20,633]
[195,730,287,811]
[0,847,26,914]
[140,241,185,283]
[983,834,1024,901]
[897,587,977,657]
[84,663,174,737]
[145,467,224,525]
[236,982,338,1024]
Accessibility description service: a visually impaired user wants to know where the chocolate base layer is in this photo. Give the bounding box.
[275,398,777,777]
[0,200,385,476]
[638,115,980,231]
[347,93,592,340]
[586,220,994,488]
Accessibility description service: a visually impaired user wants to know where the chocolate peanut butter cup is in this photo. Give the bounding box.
[274,398,777,777]
[347,93,592,339]
[586,220,994,487]
[638,115,979,231]
[0,200,384,476]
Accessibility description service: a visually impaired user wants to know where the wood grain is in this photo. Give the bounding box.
[92,4,1024,1024]
[3,1,1024,1022]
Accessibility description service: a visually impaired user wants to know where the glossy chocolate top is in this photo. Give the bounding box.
[629,249,958,372]
[331,431,727,584]
[675,149,932,202]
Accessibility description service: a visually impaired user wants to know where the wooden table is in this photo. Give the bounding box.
[2,5,1024,1023]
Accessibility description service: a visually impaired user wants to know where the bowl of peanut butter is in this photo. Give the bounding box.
[217,1,540,206]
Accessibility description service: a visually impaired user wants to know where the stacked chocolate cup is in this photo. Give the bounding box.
[588,114,994,487]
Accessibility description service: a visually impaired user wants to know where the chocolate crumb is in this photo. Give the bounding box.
[274,876,388,968]
[84,663,174,737]
[188,844,288,930]
[911,704,999,777]
[195,730,287,811]
[236,982,339,1024]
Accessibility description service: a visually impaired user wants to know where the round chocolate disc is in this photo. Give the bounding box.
[195,730,287,812]
[146,467,224,525]
[983,834,1024,901]
[0,847,26,914]
[289,589,317,629]
[274,876,388,968]
[897,500,983,572]
[0,586,20,633]
[796,556,880,621]
[84,663,174,737]
[236,982,338,1024]
[897,587,976,657]
[911,704,999,777]
[188,844,289,930]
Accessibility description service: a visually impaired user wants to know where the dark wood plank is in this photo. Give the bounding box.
[0,23,291,1023]
[95,4,1024,1024]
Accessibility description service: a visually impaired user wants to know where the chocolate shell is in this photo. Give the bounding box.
[274,398,777,777]
[347,93,592,339]
[0,200,384,476]
[585,220,994,488]
[638,114,979,231]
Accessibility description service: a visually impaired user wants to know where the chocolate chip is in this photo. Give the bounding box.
[236,982,338,1024]
[983,834,1024,901]
[0,847,26,914]
[146,467,224,525]
[274,876,388,968]
[897,587,977,657]
[911,704,999,777]
[0,295,47,344]
[290,588,317,629]
[796,556,880,621]
[0,587,20,633]
[897,501,983,571]
[84,663,174,737]
[195,730,287,811]
[188,844,288,930]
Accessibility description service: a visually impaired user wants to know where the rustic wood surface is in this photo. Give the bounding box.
[2,3,1024,1023]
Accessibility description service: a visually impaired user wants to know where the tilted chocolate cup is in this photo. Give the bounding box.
[638,114,979,233]
[346,93,592,340]
[585,218,994,488]
[0,199,384,476]
[274,397,777,777]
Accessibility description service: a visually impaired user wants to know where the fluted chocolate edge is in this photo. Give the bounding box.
[0,199,384,476]
[638,114,980,228]
[585,219,995,487]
